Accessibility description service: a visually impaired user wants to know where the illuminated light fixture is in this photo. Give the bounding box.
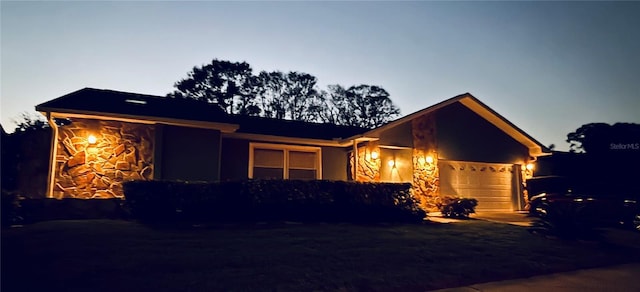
[125,99,147,105]
[371,151,379,160]
[87,135,97,144]
[388,160,395,168]
[526,163,535,171]
[425,155,434,164]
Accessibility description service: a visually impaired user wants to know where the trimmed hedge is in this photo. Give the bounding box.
[1,195,128,226]
[1,190,22,227]
[123,180,425,224]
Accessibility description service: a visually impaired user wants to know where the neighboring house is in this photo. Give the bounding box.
[36,88,548,212]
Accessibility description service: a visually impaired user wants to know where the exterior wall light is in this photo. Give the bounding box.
[371,150,379,160]
[425,155,434,164]
[87,135,97,144]
[388,160,396,168]
[526,163,535,171]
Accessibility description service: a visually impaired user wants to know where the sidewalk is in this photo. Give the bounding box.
[429,262,640,292]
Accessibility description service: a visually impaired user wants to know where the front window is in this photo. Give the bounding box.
[249,143,321,180]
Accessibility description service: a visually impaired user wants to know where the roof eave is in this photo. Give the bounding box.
[37,107,239,133]
[223,132,353,147]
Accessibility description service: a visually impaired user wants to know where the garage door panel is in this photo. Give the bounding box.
[438,160,517,212]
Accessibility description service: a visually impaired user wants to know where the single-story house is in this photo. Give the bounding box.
[36,88,548,212]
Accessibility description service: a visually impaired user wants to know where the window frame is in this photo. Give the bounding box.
[248,142,322,180]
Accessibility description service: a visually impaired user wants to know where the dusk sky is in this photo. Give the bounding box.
[2,1,639,150]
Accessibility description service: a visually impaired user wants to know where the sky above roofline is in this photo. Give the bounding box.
[2,1,639,150]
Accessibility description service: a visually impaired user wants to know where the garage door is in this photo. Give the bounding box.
[438,160,519,212]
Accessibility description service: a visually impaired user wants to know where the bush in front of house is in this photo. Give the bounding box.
[122,180,426,224]
[438,197,478,218]
[2,196,128,225]
[1,190,23,227]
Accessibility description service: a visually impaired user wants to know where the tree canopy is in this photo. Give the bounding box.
[566,122,640,154]
[10,112,49,132]
[168,58,401,128]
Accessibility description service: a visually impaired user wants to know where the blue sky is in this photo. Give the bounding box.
[2,1,639,150]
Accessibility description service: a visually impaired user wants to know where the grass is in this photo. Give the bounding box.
[2,219,640,292]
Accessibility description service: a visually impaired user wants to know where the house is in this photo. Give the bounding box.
[36,88,548,212]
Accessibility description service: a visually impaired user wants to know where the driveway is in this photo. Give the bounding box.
[430,262,640,292]
[471,211,534,227]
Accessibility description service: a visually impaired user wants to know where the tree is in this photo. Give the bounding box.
[254,71,324,122]
[256,71,288,119]
[11,112,49,132]
[282,71,322,122]
[324,84,400,128]
[322,84,353,125]
[169,58,402,128]
[566,122,640,154]
[169,59,256,115]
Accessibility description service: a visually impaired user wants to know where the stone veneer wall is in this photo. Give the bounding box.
[411,113,439,211]
[52,119,154,199]
[349,143,381,182]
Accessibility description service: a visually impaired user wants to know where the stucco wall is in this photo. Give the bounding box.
[159,125,221,181]
[379,148,413,183]
[436,102,529,164]
[376,121,414,183]
[321,146,349,181]
[220,138,250,181]
[378,121,413,148]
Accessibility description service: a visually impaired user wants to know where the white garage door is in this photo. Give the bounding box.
[438,160,519,212]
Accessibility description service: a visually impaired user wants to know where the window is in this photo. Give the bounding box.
[249,143,321,180]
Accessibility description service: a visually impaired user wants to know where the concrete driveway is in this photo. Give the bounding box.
[470,211,534,227]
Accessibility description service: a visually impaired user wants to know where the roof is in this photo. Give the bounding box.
[36,88,235,129]
[345,93,549,156]
[229,115,368,140]
[36,88,547,152]
[36,88,367,140]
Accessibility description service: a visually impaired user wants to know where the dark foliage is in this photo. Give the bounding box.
[566,122,640,154]
[1,191,23,227]
[2,198,128,225]
[168,58,401,128]
[438,197,478,218]
[123,180,425,224]
[1,123,52,198]
[529,201,605,240]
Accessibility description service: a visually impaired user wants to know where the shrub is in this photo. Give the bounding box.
[1,190,23,227]
[11,198,128,224]
[123,180,426,224]
[438,197,478,218]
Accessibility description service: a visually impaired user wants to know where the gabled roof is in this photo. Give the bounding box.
[36,89,546,153]
[36,88,367,141]
[345,93,549,156]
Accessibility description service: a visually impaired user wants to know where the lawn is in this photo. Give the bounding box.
[2,219,640,292]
